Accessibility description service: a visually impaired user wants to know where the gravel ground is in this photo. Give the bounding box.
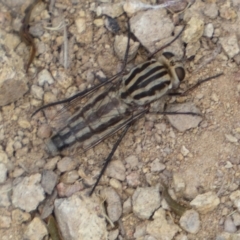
[1,0,240,239]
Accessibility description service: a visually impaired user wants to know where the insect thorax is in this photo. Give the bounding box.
[118,55,184,107]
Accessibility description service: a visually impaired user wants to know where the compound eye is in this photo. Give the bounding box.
[162,52,175,59]
[175,67,185,81]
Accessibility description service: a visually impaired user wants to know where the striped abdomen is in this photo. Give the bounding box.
[47,87,131,154]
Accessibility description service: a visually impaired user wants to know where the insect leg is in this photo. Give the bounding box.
[89,124,131,196]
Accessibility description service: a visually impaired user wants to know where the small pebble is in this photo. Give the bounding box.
[224,216,237,233]
[0,163,7,183]
[180,210,200,234]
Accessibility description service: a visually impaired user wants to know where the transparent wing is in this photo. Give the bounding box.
[33,74,121,133]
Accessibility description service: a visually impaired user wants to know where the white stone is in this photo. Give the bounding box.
[182,17,204,43]
[130,8,174,53]
[37,69,54,86]
[31,85,44,100]
[132,186,161,219]
[150,158,165,172]
[146,208,180,239]
[190,191,220,214]
[24,217,48,240]
[12,174,45,212]
[54,192,107,239]
[114,35,139,61]
[203,23,214,38]
[75,18,86,34]
[166,103,202,132]
[125,155,139,168]
[220,34,240,59]
[180,210,200,234]
[0,181,11,207]
[225,134,238,143]
[181,146,189,157]
[101,188,122,222]
[106,160,126,181]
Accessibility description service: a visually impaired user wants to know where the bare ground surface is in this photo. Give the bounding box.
[1,0,240,239]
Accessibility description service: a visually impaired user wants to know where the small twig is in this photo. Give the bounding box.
[63,21,68,69]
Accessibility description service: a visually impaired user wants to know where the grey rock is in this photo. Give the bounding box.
[180,210,201,234]
[0,31,27,106]
[29,23,44,37]
[203,3,219,19]
[125,155,139,169]
[114,35,139,61]
[126,171,141,187]
[12,174,45,212]
[101,187,122,222]
[40,190,57,219]
[24,217,48,240]
[232,212,240,226]
[41,170,58,195]
[106,160,126,181]
[166,102,202,132]
[31,85,44,100]
[224,216,237,233]
[123,197,132,214]
[220,34,240,59]
[130,9,174,53]
[150,158,165,172]
[0,181,11,207]
[132,186,161,219]
[54,192,107,240]
[108,229,119,240]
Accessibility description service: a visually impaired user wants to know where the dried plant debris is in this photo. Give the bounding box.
[161,183,188,217]
[19,0,43,72]
[47,215,63,240]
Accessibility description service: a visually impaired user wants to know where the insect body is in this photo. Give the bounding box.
[46,55,185,157]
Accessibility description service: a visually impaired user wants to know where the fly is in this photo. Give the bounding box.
[32,21,223,195]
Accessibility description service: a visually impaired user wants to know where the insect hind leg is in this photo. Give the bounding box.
[89,124,131,196]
